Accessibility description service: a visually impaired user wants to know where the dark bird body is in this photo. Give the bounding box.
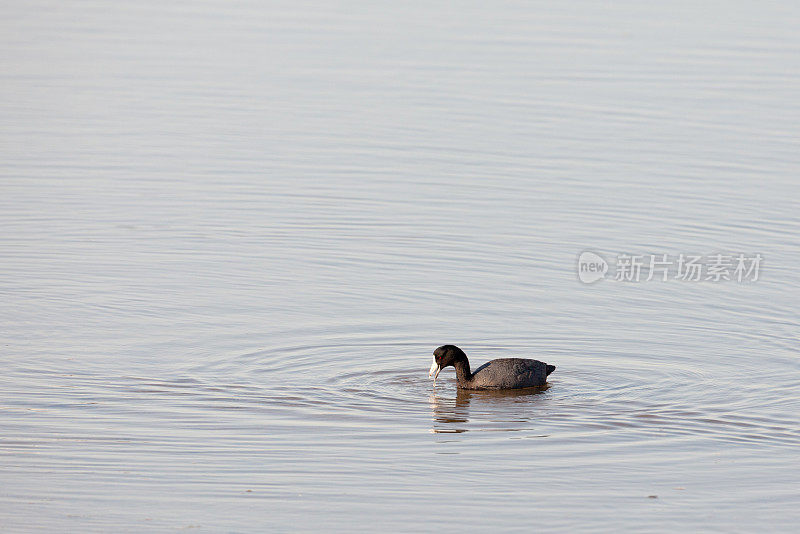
[429,345,555,390]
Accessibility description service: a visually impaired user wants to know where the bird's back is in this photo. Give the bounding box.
[467,358,554,390]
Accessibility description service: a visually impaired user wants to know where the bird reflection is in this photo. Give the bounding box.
[429,384,550,434]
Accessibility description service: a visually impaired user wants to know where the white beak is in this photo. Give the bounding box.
[429,356,441,385]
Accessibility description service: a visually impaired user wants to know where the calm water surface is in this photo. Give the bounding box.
[2,1,800,532]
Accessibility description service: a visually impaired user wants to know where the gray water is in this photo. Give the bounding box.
[2,1,800,532]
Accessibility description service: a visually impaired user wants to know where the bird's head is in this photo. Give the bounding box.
[428,344,467,384]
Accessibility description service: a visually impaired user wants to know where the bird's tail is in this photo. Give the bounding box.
[546,365,556,376]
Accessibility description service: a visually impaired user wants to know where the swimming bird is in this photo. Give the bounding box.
[428,345,555,390]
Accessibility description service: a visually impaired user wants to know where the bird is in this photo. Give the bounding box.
[428,344,555,390]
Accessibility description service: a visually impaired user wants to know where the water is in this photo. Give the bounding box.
[2,1,799,531]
